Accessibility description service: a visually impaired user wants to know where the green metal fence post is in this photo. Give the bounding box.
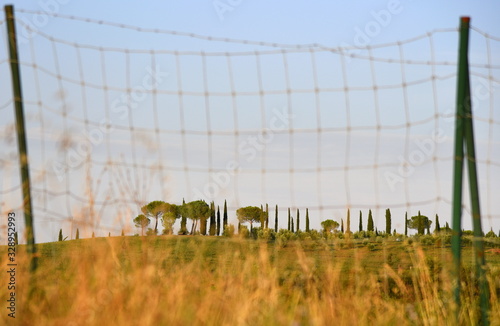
[451,16,469,317]
[452,16,489,325]
[5,5,38,272]
[462,30,489,326]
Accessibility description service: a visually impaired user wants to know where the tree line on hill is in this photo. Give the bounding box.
[126,200,500,240]
[51,200,500,241]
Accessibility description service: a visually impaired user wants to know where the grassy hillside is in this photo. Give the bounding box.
[1,236,499,325]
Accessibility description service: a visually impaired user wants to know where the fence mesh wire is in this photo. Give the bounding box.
[0,10,499,242]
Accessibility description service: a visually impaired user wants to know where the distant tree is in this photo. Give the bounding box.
[288,208,291,231]
[296,209,300,232]
[346,209,351,234]
[108,232,111,237]
[216,206,221,236]
[321,219,339,233]
[408,211,432,235]
[275,205,279,232]
[259,204,268,229]
[291,218,294,233]
[404,212,408,236]
[161,203,181,235]
[209,202,216,236]
[223,200,228,229]
[305,208,310,232]
[76,228,80,240]
[121,229,125,236]
[359,211,363,232]
[223,224,235,237]
[184,200,210,235]
[341,219,344,233]
[441,222,452,233]
[236,206,264,229]
[179,199,188,235]
[14,232,18,245]
[58,229,63,242]
[385,209,391,235]
[146,228,156,236]
[141,201,170,234]
[260,205,266,228]
[435,214,441,233]
[92,232,95,238]
[367,210,374,232]
[266,204,269,229]
[134,214,150,236]
[485,228,496,238]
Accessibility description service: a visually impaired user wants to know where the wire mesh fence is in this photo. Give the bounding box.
[0,9,499,243]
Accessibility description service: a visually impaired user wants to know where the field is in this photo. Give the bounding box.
[1,236,500,325]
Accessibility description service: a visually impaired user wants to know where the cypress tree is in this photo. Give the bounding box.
[58,229,63,242]
[404,212,408,236]
[417,210,423,235]
[180,198,187,235]
[305,208,310,232]
[92,231,95,238]
[209,202,216,236]
[108,232,111,237]
[346,209,351,234]
[217,206,221,236]
[76,228,80,240]
[200,216,207,235]
[223,200,228,228]
[291,218,294,233]
[367,210,374,232]
[14,232,18,245]
[296,209,300,232]
[288,208,291,231]
[359,211,363,232]
[341,219,344,233]
[260,205,266,229]
[121,229,125,236]
[266,204,269,229]
[180,215,187,234]
[385,208,391,235]
[435,214,441,233]
[275,205,279,232]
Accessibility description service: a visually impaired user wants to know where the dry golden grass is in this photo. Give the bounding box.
[1,236,499,325]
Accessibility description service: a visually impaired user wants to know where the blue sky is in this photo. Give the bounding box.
[0,1,499,242]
